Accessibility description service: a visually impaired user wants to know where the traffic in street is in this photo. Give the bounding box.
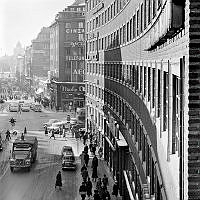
[0,99,84,200]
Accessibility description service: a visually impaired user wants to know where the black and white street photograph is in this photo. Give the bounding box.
[0,0,195,200]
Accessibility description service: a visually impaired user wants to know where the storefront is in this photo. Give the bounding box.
[50,80,85,111]
[104,113,129,197]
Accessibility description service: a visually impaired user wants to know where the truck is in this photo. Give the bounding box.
[9,136,38,172]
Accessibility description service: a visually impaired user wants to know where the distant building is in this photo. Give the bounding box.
[31,27,50,78]
[49,0,85,111]
[13,41,24,57]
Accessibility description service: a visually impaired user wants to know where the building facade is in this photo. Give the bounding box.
[84,0,196,200]
[31,27,50,78]
[49,0,85,110]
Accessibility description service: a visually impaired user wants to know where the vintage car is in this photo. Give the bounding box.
[61,146,76,170]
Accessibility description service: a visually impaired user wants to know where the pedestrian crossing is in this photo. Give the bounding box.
[10,130,85,156]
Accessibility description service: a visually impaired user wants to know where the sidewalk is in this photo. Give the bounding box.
[77,140,122,200]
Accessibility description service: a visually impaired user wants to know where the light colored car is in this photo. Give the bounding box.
[70,118,77,125]
[21,103,30,112]
[43,119,61,128]
[9,103,19,112]
[47,123,60,133]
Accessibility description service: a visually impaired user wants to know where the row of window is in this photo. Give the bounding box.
[86,83,104,102]
[86,0,163,52]
[65,22,84,28]
[65,47,84,56]
[102,63,181,155]
[87,0,161,33]
[86,0,129,32]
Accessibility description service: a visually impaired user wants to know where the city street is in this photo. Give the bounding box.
[0,101,84,200]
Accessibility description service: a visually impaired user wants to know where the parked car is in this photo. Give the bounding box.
[21,103,30,112]
[0,99,5,103]
[61,146,76,170]
[47,123,60,133]
[9,103,19,112]
[43,119,61,128]
[33,103,42,112]
[30,103,35,110]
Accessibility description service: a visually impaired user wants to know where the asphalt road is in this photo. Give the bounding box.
[0,101,83,200]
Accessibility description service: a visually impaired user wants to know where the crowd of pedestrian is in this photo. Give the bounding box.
[79,141,119,200]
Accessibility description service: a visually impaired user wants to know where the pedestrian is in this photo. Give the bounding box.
[45,126,48,136]
[79,182,87,200]
[102,188,111,200]
[112,181,119,198]
[83,133,87,145]
[91,144,96,155]
[24,127,27,135]
[86,177,93,198]
[81,167,88,183]
[84,152,89,167]
[98,147,103,159]
[93,189,101,200]
[59,127,62,137]
[102,174,109,189]
[92,155,98,168]
[84,144,88,154]
[5,130,11,141]
[92,156,98,182]
[50,129,56,140]
[89,142,93,153]
[96,178,102,193]
[81,164,87,172]
[55,171,62,190]
[80,150,86,166]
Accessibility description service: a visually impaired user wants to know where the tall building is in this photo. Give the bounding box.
[49,0,85,111]
[31,27,50,78]
[85,0,194,200]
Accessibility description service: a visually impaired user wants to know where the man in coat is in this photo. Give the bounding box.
[55,171,62,190]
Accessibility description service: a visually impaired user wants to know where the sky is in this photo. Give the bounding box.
[0,0,75,57]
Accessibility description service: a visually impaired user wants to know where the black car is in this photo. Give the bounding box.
[0,99,5,103]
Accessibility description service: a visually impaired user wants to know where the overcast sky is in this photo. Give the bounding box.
[0,0,75,57]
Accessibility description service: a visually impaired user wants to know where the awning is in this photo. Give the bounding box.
[105,136,116,151]
[123,171,135,200]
